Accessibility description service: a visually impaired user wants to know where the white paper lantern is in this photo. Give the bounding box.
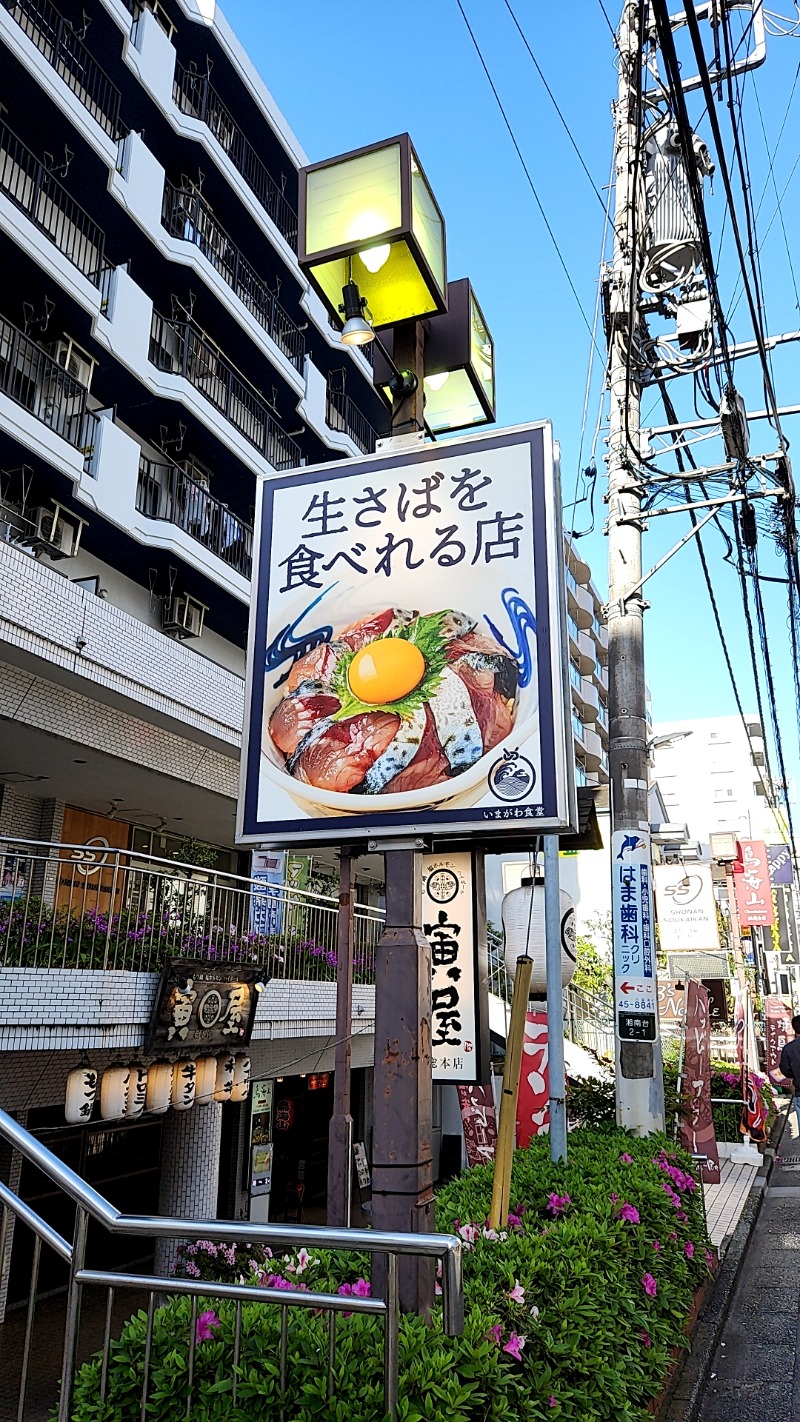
[146,1062,174,1115]
[194,1056,218,1107]
[100,1066,131,1121]
[214,1052,236,1103]
[172,1060,197,1110]
[502,878,576,995]
[126,1065,148,1119]
[65,1067,98,1125]
[230,1055,251,1103]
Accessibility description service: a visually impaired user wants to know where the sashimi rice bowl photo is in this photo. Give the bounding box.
[260,600,539,817]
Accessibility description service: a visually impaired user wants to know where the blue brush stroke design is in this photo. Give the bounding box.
[265,584,337,688]
[484,587,537,689]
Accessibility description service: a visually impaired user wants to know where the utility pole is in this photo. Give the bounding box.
[606,0,665,1132]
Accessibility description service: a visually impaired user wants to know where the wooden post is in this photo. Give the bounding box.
[489,956,533,1229]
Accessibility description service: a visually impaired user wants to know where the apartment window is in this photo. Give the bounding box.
[713,787,735,802]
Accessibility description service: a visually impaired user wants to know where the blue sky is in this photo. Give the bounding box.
[223,0,800,808]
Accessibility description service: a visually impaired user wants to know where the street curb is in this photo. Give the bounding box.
[660,1105,790,1422]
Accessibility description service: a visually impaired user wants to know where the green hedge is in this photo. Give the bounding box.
[567,1060,780,1142]
[65,1128,711,1422]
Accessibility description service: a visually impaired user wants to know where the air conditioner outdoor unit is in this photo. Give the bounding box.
[161,592,207,639]
[51,338,96,391]
[31,502,88,559]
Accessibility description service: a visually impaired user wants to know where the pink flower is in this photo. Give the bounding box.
[641,1273,658,1298]
[435,1280,442,1295]
[668,1231,678,1244]
[652,1240,662,1253]
[487,1323,503,1346]
[685,1240,695,1259]
[507,1212,523,1229]
[351,1277,371,1298]
[530,1305,540,1320]
[640,1329,652,1348]
[503,1331,525,1361]
[195,1309,220,1343]
[619,1152,634,1163]
[458,1223,480,1246]
[185,1261,201,1278]
[610,1192,618,1203]
[705,1249,715,1269]
[617,1203,640,1225]
[546,1192,571,1216]
[549,1397,557,1409]
[509,1280,526,1305]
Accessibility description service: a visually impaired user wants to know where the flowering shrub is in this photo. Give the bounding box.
[67,1129,711,1422]
[0,896,373,981]
[568,1059,779,1143]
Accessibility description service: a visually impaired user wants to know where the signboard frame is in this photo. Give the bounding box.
[237,422,576,848]
[611,830,658,1044]
[653,863,720,953]
[145,958,265,1054]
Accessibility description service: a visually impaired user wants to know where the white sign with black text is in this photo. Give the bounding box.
[653,863,720,953]
[422,853,477,1083]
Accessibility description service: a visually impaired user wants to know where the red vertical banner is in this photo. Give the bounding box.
[734,840,775,927]
[516,1011,550,1146]
[456,1084,498,1167]
[765,995,794,1084]
[680,982,721,1184]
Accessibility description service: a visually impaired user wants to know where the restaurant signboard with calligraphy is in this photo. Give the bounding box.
[422,852,477,1082]
[237,423,574,845]
[145,958,264,1054]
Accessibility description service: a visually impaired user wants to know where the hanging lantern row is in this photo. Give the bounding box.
[65,1054,251,1124]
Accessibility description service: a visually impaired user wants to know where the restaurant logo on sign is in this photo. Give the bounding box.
[145,959,264,1053]
[237,423,574,846]
[653,864,720,952]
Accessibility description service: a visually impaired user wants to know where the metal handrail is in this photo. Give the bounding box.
[136,454,254,578]
[0,1105,462,1422]
[172,62,297,246]
[149,312,301,471]
[3,0,122,139]
[162,180,305,370]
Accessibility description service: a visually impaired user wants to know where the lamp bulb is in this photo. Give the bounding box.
[425,371,450,392]
[359,243,391,274]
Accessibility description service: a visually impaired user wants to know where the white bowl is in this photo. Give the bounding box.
[258,580,539,819]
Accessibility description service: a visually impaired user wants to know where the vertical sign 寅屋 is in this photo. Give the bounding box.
[611,831,657,1043]
[422,853,477,1083]
[679,981,721,1184]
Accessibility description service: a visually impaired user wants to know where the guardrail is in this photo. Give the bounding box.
[326,380,380,454]
[2,0,122,138]
[149,312,302,471]
[162,180,305,371]
[136,454,254,578]
[0,1106,463,1422]
[0,119,110,290]
[173,62,297,246]
[0,313,97,454]
[0,837,383,978]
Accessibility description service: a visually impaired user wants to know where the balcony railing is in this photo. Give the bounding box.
[326,381,380,455]
[173,63,297,247]
[0,837,383,977]
[0,313,97,454]
[161,180,304,370]
[136,454,253,579]
[2,0,122,138]
[149,312,301,471]
[0,120,111,293]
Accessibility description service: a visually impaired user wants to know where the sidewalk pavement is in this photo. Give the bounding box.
[697,1110,800,1422]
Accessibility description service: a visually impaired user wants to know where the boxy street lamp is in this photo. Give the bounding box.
[299,136,494,1314]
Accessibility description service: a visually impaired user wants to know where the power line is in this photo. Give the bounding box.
[454,0,605,361]
[502,0,608,209]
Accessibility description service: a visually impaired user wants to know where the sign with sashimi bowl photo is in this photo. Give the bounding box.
[237,422,574,845]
